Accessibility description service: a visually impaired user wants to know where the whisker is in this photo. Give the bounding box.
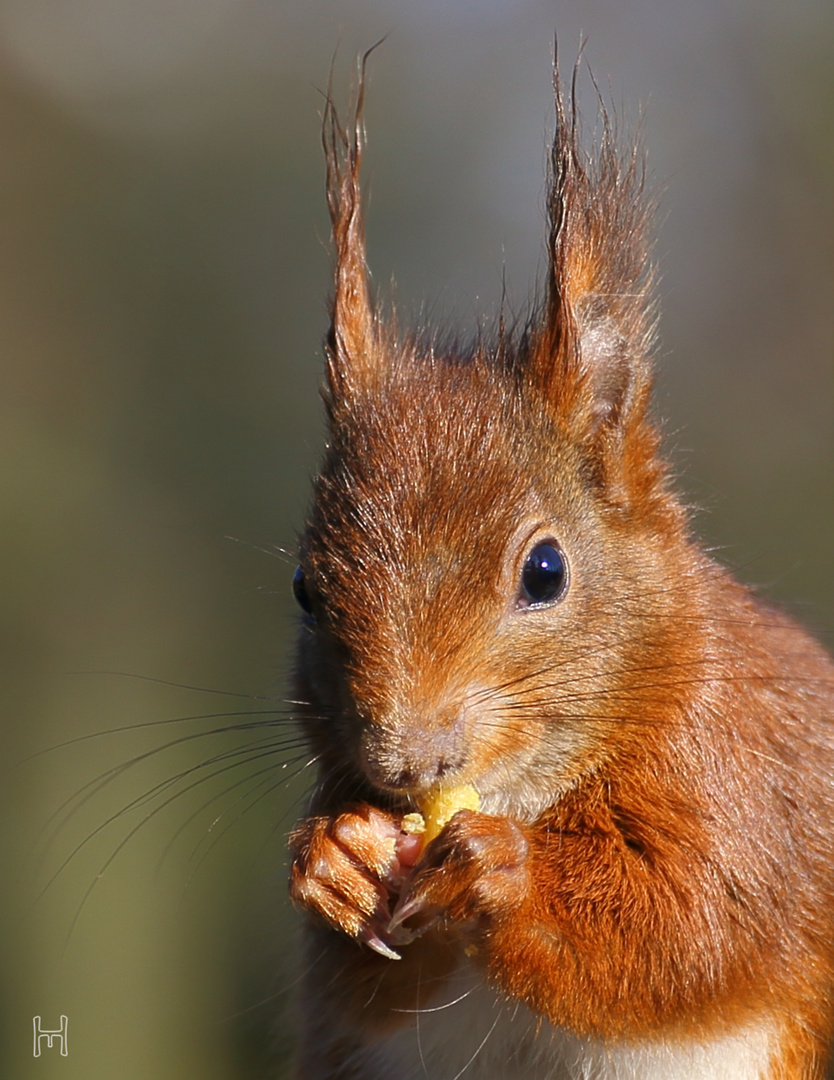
[178,752,316,888]
[56,742,318,949]
[223,536,298,565]
[67,669,278,700]
[169,746,313,871]
[36,716,303,858]
[41,732,305,896]
[450,1004,505,1080]
[392,983,480,1014]
[171,742,309,838]
[27,707,293,771]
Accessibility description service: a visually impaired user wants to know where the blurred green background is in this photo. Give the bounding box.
[1,1,831,1077]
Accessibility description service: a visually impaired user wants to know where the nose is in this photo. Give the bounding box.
[358,705,468,794]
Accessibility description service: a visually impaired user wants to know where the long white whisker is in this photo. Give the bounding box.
[450,1006,505,1080]
[392,983,480,1014]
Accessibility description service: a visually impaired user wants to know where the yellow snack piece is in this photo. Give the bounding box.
[400,812,426,835]
[420,783,480,842]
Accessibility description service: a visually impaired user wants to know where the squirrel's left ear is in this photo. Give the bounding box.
[322,51,384,411]
[524,68,659,497]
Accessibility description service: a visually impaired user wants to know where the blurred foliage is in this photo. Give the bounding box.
[0,1,831,1077]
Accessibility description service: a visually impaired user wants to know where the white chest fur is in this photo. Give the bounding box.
[363,967,776,1080]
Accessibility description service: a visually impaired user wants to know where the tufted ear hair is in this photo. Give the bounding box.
[524,61,659,500]
[321,48,385,411]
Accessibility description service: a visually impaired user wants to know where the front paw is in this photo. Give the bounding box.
[289,805,415,959]
[391,811,530,937]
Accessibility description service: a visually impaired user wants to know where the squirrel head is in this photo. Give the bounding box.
[296,57,696,821]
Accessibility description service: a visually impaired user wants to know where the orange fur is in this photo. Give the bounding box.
[287,56,834,1079]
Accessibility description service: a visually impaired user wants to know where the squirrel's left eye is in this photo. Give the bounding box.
[292,565,314,617]
[518,542,568,609]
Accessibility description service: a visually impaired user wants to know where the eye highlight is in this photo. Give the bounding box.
[518,542,568,609]
[292,564,314,617]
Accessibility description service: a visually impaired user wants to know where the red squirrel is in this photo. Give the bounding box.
[287,56,834,1080]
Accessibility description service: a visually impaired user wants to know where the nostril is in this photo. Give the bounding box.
[436,756,465,779]
[390,767,418,789]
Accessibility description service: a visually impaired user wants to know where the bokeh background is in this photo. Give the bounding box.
[1,0,832,1077]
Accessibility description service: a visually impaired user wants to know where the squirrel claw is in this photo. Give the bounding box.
[388,894,422,930]
[388,892,442,939]
[359,927,402,961]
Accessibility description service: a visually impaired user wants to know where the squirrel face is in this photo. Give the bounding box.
[296,343,702,824]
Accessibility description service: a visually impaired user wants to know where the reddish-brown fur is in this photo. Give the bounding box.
[288,57,834,1079]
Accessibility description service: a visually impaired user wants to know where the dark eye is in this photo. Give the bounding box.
[519,542,568,608]
[292,564,314,616]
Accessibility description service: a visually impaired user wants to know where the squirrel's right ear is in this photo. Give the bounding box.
[524,66,658,501]
[322,51,384,410]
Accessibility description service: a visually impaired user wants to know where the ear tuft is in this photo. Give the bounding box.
[528,59,656,454]
[322,46,383,408]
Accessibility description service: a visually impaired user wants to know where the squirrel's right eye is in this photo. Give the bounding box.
[292,565,314,617]
[518,542,568,609]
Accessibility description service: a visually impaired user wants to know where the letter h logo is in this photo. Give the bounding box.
[33,1015,68,1057]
